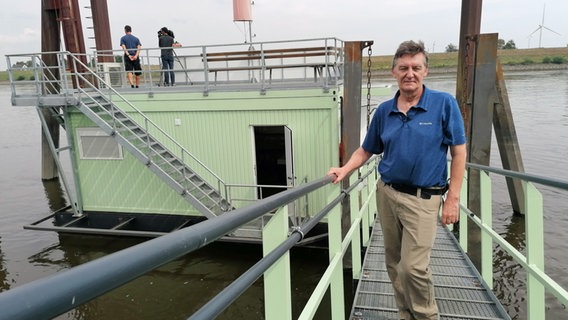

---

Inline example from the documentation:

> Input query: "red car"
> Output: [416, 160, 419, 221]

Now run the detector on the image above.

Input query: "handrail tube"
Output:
[467, 162, 568, 190]
[189, 169, 374, 319]
[190, 181, 348, 320]
[189, 228, 303, 320]
[460, 205, 568, 308]
[0, 176, 334, 320]
[298, 170, 375, 319]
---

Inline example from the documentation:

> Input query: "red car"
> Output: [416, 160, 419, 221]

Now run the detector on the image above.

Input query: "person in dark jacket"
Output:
[158, 27, 175, 86]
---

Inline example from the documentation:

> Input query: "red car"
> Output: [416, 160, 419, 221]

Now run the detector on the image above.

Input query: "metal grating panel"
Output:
[350, 220, 511, 320]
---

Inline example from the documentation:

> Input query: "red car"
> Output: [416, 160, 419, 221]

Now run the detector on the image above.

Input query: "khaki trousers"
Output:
[376, 181, 442, 320]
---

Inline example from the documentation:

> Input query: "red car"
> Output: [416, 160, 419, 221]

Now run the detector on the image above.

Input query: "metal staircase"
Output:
[19, 53, 232, 219]
[75, 93, 231, 218]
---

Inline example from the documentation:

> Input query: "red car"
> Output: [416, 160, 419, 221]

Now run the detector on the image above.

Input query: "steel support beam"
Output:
[456, 0, 483, 269]
[494, 62, 526, 214]
[40, 0, 62, 180]
[90, 0, 114, 63]
[341, 41, 373, 269]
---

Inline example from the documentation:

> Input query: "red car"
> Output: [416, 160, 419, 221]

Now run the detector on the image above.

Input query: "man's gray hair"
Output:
[392, 40, 429, 69]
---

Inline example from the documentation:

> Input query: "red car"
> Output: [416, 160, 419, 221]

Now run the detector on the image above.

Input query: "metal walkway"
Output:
[350, 221, 510, 320]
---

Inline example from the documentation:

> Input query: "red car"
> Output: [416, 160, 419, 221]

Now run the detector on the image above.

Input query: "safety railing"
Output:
[42, 37, 341, 94]
[1, 157, 566, 319]
[7, 38, 344, 100]
[0, 156, 378, 320]
[459, 163, 568, 319]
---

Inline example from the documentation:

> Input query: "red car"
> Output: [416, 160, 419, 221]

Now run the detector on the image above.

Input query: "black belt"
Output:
[385, 182, 448, 199]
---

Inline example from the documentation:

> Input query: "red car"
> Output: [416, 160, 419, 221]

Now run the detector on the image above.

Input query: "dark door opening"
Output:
[253, 126, 294, 199]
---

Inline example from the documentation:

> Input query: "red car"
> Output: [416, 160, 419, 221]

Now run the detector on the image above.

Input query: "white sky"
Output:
[1, 0, 567, 70]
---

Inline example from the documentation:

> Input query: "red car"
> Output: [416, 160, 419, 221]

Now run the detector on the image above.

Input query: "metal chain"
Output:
[366, 44, 372, 129]
[462, 36, 473, 106]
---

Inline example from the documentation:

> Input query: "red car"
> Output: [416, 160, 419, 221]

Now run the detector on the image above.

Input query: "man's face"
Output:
[391, 53, 428, 94]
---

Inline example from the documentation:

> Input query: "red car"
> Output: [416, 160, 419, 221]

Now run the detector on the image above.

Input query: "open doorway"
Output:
[252, 125, 294, 199]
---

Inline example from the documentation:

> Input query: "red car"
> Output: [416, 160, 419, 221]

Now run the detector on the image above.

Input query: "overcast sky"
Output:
[1, 0, 567, 69]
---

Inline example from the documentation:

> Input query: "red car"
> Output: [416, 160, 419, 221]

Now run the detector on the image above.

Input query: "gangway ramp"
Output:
[350, 221, 510, 320]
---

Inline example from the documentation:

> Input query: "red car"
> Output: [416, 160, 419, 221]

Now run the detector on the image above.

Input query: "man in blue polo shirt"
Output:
[328, 40, 466, 320]
[120, 25, 142, 88]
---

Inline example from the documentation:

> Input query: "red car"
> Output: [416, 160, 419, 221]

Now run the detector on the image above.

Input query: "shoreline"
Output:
[370, 62, 568, 78]
[2, 63, 566, 86]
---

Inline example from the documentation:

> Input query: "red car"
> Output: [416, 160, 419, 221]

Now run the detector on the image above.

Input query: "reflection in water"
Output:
[42, 178, 68, 211]
[0, 240, 9, 292]
[493, 213, 526, 320]
[27, 234, 330, 319]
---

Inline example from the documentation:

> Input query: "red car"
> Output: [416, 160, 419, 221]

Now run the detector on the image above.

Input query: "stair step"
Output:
[165, 166, 185, 176]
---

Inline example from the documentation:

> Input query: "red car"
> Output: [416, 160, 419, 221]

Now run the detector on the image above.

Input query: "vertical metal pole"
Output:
[456, 0, 482, 140]
[41, 0, 61, 180]
[263, 206, 292, 320]
[341, 41, 372, 270]
[469, 34, 498, 163]
[455, 0, 483, 269]
[341, 41, 369, 165]
[59, 0, 87, 57]
[524, 182, 545, 319]
[90, 0, 114, 63]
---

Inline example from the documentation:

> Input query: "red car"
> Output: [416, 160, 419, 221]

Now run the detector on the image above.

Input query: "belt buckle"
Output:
[419, 190, 432, 200]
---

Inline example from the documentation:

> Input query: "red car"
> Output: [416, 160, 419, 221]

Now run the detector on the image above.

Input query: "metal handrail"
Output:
[189, 165, 375, 319]
[467, 162, 568, 190]
[2, 154, 566, 319]
[462, 162, 568, 319]
[95, 37, 344, 92]
[0, 175, 334, 320]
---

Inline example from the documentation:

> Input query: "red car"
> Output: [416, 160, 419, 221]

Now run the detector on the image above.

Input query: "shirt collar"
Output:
[390, 85, 429, 114]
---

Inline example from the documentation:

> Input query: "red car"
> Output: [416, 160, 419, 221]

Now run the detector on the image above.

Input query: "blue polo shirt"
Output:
[362, 85, 466, 187]
[120, 34, 141, 56]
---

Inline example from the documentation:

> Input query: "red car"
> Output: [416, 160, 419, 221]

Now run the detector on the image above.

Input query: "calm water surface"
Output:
[1, 70, 568, 319]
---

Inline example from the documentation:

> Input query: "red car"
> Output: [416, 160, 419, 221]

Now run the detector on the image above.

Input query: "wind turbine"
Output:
[528, 4, 561, 48]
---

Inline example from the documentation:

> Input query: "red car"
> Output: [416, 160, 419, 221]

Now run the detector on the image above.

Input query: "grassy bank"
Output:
[2, 47, 567, 81]
[370, 47, 568, 70]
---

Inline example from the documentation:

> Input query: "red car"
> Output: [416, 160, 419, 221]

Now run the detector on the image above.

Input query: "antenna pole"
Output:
[248, 20, 253, 44]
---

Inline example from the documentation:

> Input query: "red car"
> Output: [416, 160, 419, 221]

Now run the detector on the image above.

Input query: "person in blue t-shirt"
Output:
[328, 40, 466, 320]
[120, 25, 142, 88]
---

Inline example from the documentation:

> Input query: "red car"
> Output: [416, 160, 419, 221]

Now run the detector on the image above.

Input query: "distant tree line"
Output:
[445, 38, 517, 52]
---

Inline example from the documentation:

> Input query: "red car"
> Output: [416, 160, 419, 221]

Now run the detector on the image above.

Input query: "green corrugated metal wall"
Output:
[69, 88, 341, 217]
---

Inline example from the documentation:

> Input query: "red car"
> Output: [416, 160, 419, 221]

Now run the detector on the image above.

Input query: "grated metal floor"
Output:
[350, 221, 510, 320]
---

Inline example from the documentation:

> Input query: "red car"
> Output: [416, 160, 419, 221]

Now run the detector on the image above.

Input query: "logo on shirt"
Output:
[419, 122, 433, 126]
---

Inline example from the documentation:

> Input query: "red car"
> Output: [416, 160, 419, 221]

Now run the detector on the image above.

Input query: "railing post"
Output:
[480, 171, 493, 287]
[362, 164, 377, 247]
[328, 190, 346, 320]
[349, 173, 362, 280]
[525, 181, 545, 320]
[262, 206, 292, 320]
[459, 174, 469, 251]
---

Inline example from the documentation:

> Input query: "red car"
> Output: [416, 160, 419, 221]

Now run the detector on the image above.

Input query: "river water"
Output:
[1, 70, 567, 319]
